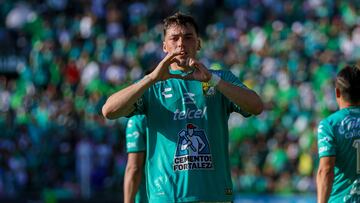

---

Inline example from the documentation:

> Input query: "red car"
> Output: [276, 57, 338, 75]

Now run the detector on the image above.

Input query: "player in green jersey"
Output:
[124, 115, 148, 203]
[103, 12, 263, 202]
[317, 65, 360, 203]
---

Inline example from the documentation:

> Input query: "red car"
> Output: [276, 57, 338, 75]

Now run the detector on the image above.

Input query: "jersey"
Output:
[126, 115, 148, 203]
[317, 106, 360, 202]
[133, 70, 251, 202]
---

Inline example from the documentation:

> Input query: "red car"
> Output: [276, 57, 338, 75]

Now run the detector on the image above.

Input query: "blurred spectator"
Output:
[76, 137, 93, 198]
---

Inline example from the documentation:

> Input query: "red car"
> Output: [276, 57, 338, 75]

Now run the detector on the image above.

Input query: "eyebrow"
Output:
[169, 33, 195, 37]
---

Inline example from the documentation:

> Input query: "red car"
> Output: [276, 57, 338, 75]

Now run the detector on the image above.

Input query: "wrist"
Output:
[208, 73, 221, 87]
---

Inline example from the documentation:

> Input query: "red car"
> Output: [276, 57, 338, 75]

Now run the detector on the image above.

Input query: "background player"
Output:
[124, 115, 148, 203]
[317, 65, 360, 203]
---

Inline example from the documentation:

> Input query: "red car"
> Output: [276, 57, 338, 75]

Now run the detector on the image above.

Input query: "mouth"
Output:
[174, 48, 187, 55]
[179, 50, 187, 55]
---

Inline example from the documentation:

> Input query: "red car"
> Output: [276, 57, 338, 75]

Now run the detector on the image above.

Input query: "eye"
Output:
[170, 37, 178, 41]
[185, 35, 195, 40]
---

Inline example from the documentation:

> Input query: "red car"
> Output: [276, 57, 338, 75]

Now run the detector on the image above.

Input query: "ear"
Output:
[163, 41, 168, 53]
[197, 39, 201, 50]
[335, 87, 341, 98]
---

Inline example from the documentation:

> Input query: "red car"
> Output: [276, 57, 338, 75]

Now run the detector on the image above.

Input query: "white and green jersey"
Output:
[126, 115, 148, 203]
[132, 70, 250, 202]
[317, 106, 360, 203]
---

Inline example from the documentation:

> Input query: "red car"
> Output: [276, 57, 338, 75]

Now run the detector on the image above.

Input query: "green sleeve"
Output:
[217, 70, 251, 117]
[126, 115, 147, 153]
[317, 119, 336, 158]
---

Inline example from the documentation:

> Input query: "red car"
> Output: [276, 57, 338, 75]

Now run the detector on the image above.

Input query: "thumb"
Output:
[188, 58, 197, 67]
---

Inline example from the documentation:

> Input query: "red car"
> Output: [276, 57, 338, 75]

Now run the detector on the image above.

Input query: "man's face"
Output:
[163, 23, 199, 67]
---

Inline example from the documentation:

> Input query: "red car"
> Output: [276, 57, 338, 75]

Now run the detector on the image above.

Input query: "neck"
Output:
[339, 100, 360, 109]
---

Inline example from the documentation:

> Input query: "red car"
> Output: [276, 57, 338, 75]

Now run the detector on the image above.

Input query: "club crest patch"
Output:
[202, 82, 216, 96]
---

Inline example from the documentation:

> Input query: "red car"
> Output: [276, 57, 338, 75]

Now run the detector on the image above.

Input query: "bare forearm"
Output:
[216, 80, 263, 115]
[124, 169, 143, 203]
[102, 75, 155, 119]
[317, 169, 334, 203]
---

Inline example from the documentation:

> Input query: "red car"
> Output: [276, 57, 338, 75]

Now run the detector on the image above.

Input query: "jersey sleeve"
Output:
[217, 70, 251, 117]
[126, 115, 147, 153]
[317, 119, 336, 158]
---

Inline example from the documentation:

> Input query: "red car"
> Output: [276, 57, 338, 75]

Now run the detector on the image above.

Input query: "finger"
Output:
[160, 51, 183, 67]
[168, 49, 184, 59]
[188, 58, 197, 67]
[192, 62, 210, 78]
[192, 60, 207, 71]
[188, 59, 208, 73]
[162, 51, 181, 63]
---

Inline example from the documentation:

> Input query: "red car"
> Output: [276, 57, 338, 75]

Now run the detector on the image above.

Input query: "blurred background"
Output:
[1, 0, 360, 202]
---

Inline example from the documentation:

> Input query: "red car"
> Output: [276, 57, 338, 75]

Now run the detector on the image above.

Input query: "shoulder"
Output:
[209, 70, 239, 81]
[210, 70, 247, 88]
[322, 109, 348, 127]
[318, 110, 347, 136]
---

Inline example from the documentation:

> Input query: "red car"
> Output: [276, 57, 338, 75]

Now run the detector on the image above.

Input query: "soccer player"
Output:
[124, 115, 148, 203]
[317, 65, 360, 203]
[102, 12, 263, 202]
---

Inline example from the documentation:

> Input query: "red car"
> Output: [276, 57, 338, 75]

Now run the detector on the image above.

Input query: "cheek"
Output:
[187, 39, 198, 50]
[165, 42, 177, 50]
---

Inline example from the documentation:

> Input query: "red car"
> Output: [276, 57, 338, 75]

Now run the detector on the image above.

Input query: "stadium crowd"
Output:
[0, 0, 359, 200]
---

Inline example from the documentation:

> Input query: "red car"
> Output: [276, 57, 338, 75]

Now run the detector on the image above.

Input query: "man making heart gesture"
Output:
[102, 12, 263, 203]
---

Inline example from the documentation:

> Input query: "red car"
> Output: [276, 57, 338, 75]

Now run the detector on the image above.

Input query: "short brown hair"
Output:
[336, 65, 360, 103]
[163, 12, 199, 37]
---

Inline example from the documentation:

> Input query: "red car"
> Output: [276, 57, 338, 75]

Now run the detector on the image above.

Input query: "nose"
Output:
[177, 37, 185, 48]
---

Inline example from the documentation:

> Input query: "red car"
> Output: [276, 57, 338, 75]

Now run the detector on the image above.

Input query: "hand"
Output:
[186, 140, 192, 146]
[148, 49, 184, 82]
[183, 58, 212, 82]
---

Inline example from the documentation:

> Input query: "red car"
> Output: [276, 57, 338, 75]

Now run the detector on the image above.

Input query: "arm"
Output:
[185, 58, 263, 115]
[102, 76, 155, 119]
[102, 51, 184, 119]
[216, 79, 263, 115]
[317, 156, 335, 203]
[124, 152, 146, 203]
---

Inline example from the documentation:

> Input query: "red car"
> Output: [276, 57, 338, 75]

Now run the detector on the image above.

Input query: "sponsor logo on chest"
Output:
[173, 107, 207, 120]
